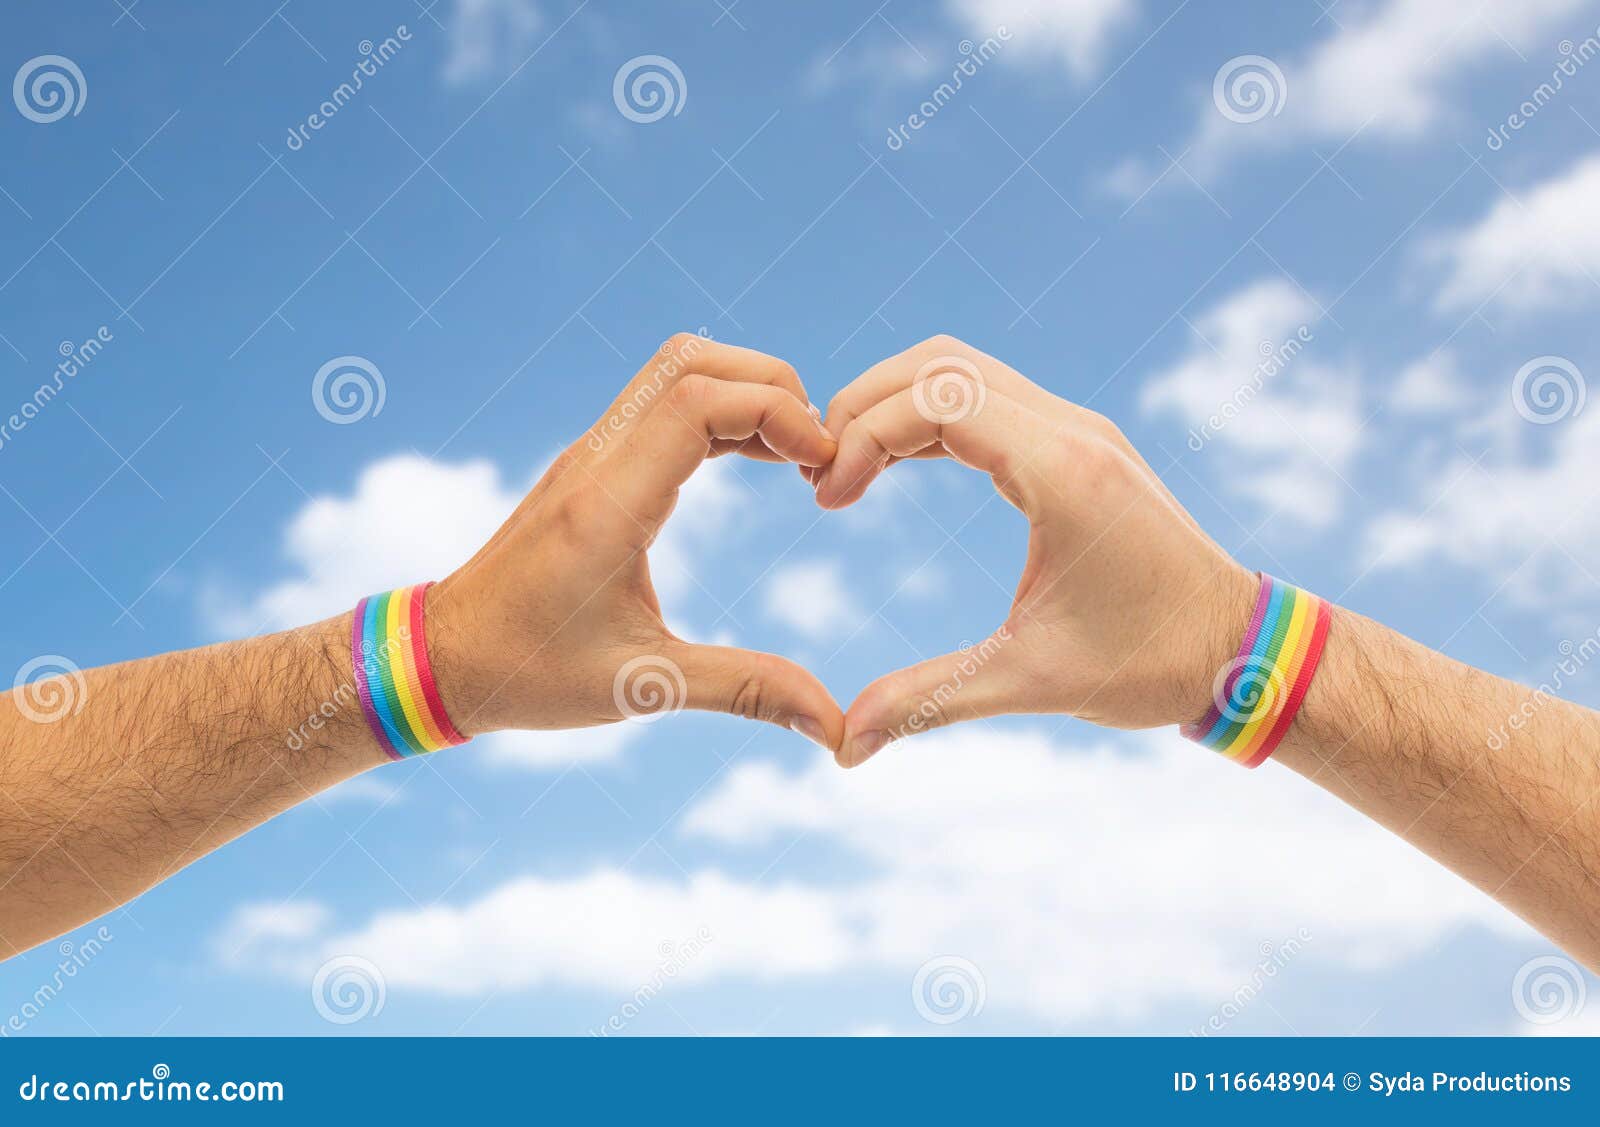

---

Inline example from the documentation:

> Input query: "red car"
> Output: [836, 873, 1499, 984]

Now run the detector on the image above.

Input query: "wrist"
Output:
[1179, 561, 1261, 727]
[349, 582, 476, 757]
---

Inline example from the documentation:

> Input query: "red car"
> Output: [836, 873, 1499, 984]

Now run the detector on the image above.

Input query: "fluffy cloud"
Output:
[224, 726, 1526, 1027]
[1430, 154, 1600, 314]
[949, 0, 1140, 78]
[1139, 278, 1364, 528]
[1389, 350, 1474, 414]
[1132, 0, 1588, 185]
[442, 0, 541, 86]
[1363, 406, 1600, 604]
[762, 558, 865, 641]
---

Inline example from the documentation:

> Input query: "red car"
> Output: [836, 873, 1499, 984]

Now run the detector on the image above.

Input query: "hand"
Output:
[427, 335, 844, 751]
[813, 335, 1257, 766]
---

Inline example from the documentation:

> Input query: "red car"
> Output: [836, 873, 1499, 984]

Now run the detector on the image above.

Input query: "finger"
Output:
[824, 335, 1045, 439]
[840, 630, 1022, 767]
[599, 336, 814, 437]
[815, 384, 1048, 510]
[669, 641, 845, 751]
[602, 376, 835, 524]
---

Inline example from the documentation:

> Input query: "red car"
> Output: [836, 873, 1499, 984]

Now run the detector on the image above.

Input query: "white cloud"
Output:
[1389, 350, 1473, 414]
[442, 0, 541, 86]
[949, 0, 1140, 78]
[1141, 0, 1588, 184]
[1362, 407, 1600, 603]
[225, 870, 854, 996]
[227, 726, 1526, 1027]
[475, 724, 645, 771]
[1430, 154, 1600, 314]
[1140, 278, 1364, 528]
[762, 558, 865, 641]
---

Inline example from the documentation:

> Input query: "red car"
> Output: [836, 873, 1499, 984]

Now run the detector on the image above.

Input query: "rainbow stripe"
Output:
[1182, 573, 1331, 768]
[351, 582, 469, 760]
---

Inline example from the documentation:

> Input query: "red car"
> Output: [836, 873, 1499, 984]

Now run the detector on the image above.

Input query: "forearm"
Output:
[0, 612, 387, 958]
[1273, 605, 1600, 965]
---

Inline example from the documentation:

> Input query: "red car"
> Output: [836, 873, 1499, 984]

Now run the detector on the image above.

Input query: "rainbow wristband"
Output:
[351, 582, 469, 761]
[1181, 573, 1331, 769]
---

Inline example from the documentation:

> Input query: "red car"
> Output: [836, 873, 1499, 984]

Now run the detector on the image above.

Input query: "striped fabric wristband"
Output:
[1181, 573, 1332, 769]
[351, 582, 469, 761]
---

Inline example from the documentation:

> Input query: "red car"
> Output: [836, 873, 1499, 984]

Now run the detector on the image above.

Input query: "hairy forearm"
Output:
[0, 613, 386, 958]
[1274, 606, 1600, 966]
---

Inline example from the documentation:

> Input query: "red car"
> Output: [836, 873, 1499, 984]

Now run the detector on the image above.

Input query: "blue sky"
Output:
[3, 0, 1600, 1035]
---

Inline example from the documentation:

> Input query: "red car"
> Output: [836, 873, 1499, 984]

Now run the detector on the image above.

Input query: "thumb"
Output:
[841, 629, 1021, 767]
[660, 642, 844, 752]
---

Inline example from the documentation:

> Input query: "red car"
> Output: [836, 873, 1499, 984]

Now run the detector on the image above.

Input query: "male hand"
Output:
[428, 335, 844, 751]
[813, 335, 1256, 766]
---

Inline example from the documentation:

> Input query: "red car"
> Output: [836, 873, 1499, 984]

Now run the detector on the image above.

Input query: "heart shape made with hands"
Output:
[437, 332, 1252, 774]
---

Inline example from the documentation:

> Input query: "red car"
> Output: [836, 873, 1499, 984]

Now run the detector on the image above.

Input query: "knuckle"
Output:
[666, 372, 712, 409]
[918, 333, 966, 355]
[727, 673, 766, 721]
[663, 331, 699, 356]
